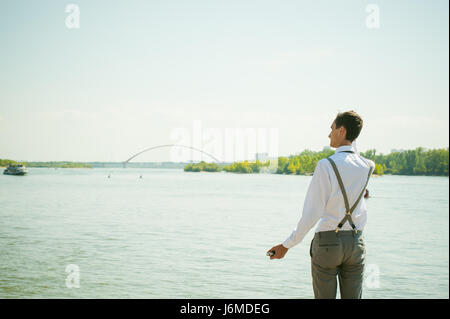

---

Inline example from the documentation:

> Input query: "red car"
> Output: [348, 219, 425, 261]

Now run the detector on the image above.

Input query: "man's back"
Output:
[315, 145, 375, 233]
[281, 144, 375, 249]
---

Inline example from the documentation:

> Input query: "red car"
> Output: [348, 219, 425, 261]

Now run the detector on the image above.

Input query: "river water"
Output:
[0, 168, 448, 298]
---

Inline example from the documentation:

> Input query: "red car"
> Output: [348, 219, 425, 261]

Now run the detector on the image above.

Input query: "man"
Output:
[267, 110, 375, 299]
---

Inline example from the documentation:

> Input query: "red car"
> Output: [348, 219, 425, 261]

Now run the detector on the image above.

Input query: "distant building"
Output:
[255, 152, 269, 162]
[391, 149, 406, 153]
[392, 147, 428, 153]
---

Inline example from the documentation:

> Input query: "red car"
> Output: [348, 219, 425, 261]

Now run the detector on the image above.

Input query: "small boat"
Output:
[3, 164, 28, 175]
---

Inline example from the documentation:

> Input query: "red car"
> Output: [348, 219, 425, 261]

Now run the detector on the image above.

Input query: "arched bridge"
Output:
[122, 144, 222, 167]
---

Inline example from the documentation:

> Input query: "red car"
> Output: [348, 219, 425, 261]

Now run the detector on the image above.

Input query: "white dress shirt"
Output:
[282, 145, 376, 249]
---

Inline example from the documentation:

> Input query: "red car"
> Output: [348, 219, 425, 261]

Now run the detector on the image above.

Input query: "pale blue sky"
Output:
[0, 0, 448, 162]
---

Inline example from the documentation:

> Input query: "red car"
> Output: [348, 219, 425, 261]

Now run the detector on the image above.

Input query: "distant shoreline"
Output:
[2, 166, 448, 178]
[1, 145, 448, 176]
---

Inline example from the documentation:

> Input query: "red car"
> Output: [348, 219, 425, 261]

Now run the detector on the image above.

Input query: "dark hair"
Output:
[334, 110, 363, 142]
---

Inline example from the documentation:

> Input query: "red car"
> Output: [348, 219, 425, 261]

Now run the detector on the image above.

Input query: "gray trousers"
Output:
[310, 230, 366, 299]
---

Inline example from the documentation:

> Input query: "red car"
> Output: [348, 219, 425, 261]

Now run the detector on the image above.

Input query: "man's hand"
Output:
[266, 244, 289, 260]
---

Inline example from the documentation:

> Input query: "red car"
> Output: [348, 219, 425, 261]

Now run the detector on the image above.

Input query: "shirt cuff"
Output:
[282, 239, 293, 249]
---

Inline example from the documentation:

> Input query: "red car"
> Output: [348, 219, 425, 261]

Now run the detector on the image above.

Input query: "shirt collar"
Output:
[335, 145, 355, 153]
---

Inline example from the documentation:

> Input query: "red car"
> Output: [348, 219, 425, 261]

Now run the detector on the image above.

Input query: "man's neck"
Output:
[337, 141, 352, 147]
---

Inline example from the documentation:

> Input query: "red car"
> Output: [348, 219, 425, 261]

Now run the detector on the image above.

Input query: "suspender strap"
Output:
[327, 157, 373, 233]
[327, 158, 350, 213]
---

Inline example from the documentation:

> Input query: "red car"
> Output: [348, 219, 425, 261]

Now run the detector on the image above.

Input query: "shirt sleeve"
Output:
[282, 159, 331, 249]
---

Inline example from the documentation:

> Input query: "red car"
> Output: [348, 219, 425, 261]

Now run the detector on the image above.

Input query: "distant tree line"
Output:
[26, 162, 93, 168]
[184, 160, 271, 173]
[276, 147, 448, 176]
[276, 149, 335, 175]
[0, 159, 18, 167]
[183, 147, 448, 176]
[360, 147, 448, 176]
[223, 160, 270, 173]
[0, 159, 92, 168]
[184, 161, 222, 172]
